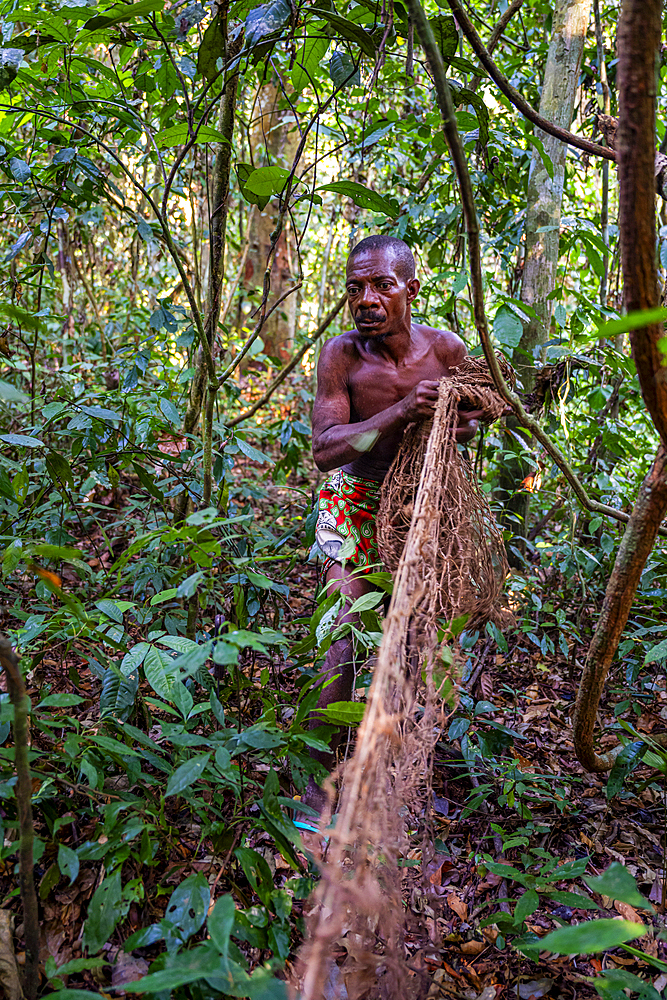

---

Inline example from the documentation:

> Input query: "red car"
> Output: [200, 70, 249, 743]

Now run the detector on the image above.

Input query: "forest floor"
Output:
[2, 456, 667, 1000]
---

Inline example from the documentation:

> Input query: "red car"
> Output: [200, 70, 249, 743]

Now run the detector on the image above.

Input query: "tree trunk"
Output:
[499, 0, 591, 541]
[242, 82, 299, 361]
[574, 0, 667, 772]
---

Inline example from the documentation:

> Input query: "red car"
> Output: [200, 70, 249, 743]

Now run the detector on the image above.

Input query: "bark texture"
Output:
[518, 0, 591, 389]
[0, 638, 38, 1000]
[573, 446, 667, 770]
[618, 0, 667, 446]
[574, 0, 667, 772]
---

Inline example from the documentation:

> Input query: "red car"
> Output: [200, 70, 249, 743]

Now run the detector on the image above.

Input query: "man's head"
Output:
[346, 235, 419, 338]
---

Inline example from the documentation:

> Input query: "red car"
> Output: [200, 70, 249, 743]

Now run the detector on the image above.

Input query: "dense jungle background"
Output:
[2, 0, 667, 996]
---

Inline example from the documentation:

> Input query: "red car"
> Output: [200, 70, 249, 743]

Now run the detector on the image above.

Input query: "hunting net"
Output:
[297, 356, 513, 1000]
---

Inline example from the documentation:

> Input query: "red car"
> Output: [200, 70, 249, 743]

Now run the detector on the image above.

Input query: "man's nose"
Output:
[357, 284, 380, 308]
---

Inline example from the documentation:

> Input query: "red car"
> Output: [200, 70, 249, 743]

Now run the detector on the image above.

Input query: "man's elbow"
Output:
[312, 441, 334, 473]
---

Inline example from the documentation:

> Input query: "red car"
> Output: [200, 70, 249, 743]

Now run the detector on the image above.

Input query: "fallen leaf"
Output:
[112, 953, 149, 992]
[614, 900, 643, 923]
[447, 892, 468, 921]
[460, 940, 485, 955]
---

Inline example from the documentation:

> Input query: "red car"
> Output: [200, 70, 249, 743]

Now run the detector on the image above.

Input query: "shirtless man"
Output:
[306, 234, 483, 791]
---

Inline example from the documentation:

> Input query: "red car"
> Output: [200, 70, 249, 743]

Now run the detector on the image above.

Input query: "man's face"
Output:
[345, 249, 419, 337]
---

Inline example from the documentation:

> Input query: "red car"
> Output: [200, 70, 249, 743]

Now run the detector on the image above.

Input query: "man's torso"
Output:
[338, 323, 463, 480]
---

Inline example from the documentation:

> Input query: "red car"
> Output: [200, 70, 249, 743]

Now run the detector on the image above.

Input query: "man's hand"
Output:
[455, 407, 485, 444]
[399, 380, 441, 422]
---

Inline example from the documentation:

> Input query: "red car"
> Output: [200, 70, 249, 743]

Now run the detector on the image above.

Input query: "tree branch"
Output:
[445, 0, 616, 162]
[405, 0, 667, 537]
[226, 292, 346, 428]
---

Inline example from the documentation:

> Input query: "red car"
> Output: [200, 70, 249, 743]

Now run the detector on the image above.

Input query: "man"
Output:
[305, 234, 482, 800]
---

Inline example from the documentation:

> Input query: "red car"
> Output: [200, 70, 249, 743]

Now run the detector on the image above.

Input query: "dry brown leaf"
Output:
[614, 901, 643, 923]
[479, 673, 493, 701]
[460, 940, 485, 955]
[446, 892, 468, 921]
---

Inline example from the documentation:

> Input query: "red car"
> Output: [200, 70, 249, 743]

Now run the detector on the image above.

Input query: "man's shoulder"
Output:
[416, 323, 467, 364]
[319, 329, 361, 360]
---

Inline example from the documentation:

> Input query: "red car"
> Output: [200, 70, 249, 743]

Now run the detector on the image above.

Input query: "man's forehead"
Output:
[346, 248, 399, 276]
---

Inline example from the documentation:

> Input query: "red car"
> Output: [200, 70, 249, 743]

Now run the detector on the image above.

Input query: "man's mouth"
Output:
[357, 315, 384, 326]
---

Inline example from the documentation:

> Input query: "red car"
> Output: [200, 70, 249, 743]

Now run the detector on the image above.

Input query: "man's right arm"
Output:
[311, 339, 441, 473]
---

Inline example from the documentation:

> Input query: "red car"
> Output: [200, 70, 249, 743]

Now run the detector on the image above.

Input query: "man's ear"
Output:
[406, 277, 420, 303]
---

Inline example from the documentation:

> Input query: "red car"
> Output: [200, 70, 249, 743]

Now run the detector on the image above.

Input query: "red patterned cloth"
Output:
[315, 470, 383, 578]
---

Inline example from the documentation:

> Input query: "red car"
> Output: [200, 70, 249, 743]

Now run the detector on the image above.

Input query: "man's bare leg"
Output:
[301, 562, 375, 812]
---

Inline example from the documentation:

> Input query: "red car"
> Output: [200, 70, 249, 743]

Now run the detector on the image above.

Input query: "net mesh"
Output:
[296, 356, 513, 1000]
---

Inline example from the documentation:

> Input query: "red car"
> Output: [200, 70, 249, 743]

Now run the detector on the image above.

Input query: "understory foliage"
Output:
[1, 0, 667, 996]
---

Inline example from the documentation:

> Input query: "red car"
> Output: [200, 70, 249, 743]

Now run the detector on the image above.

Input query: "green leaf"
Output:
[197, 13, 226, 81]
[208, 895, 236, 958]
[100, 667, 138, 723]
[493, 306, 524, 349]
[0, 378, 28, 404]
[159, 397, 180, 425]
[82, 871, 130, 955]
[155, 123, 232, 148]
[165, 753, 211, 797]
[311, 8, 376, 58]
[243, 165, 290, 198]
[319, 180, 397, 217]
[315, 700, 365, 725]
[162, 873, 210, 953]
[329, 48, 360, 88]
[46, 452, 74, 490]
[57, 843, 79, 885]
[144, 645, 177, 701]
[38, 693, 84, 708]
[539, 918, 646, 955]
[292, 33, 328, 91]
[584, 863, 653, 910]
[245, 0, 291, 47]
[236, 162, 271, 210]
[9, 157, 31, 183]
[546, 890, 599, 910]
[514, 888, 539, 925]
[235, 436, 275, 464]
[0, 433, 43, 448]
[96, 598, 125, 624]
[124, 943, 223, 992]
[645, 637, 667, 665]
[0, 48, 23, 91]
[82, 0, 164, 31]
[607, 741, 646, 800]
[596, 307, 667, 339]
[429, 13, 458, 63]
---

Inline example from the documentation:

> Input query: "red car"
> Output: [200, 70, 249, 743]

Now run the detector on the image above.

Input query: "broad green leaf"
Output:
[245, 0, 291, 47]
[144, 645, 177, 701]
[123, 943, 224, 992]
[319, 180, 397, 218]
[82, 871, 130, 955]
[493, 306, 524, 349]
[207, 895, 236, 958]
[347, 590, 384, 614]
[329, 48, 360, 88]
[429, 13, 458, 63]
[197, 13, 225, 80]
[645, 637, 667, 665]
[584, 863, 653, 910]
[82, 0, 164, 31]
[96, 598, 125, 623]
[9, 157, 31, 183]
[546, 890, 599, 910]
[46, 452, 74, 489]
[0, 378, 27, 403]
[1, 433, 43, 447]
[155, 123, 232, 148]
[315, 700, 365, 725]
[235, 436, 275, 464]
[597, 307, 667, 339]
[162, 873, 210, 952]
[100, 668, 138, 723]
[159, 397, 180, 425]
[165, 753, 211, 797]
[539, 918, 646, 955]
[311, 8, 376, 58]
[120, 643, 151, 676]
[514, 888, 539, 925]
[607, 741, 646, 800]
[57, 843, 79, 885]
[236, 162, 270, 210]
[37, 693, 83, 708]
[243, 166, 290, 198]
[292, 33, 328, 91]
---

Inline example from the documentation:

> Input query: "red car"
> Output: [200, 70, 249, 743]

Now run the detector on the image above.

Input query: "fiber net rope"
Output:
[297, 357, 512, 1000]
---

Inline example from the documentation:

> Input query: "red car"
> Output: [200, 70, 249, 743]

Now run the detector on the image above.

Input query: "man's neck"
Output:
[358, 320, 417, 365]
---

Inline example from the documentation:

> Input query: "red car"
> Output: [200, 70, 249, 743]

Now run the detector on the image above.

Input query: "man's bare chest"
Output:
[347, 353, 450, 421]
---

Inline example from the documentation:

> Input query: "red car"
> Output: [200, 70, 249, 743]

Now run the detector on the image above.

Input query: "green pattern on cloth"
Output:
[316, 470, 383, 575]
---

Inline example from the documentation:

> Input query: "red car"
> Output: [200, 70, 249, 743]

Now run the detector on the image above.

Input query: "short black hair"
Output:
[347, 234, 416, 282]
